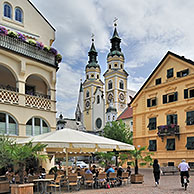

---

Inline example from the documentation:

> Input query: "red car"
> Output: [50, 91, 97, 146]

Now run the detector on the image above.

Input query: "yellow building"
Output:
[131, 51, 194, 167]
[104, 25, 128, 119]
[0, 0, 59, 140]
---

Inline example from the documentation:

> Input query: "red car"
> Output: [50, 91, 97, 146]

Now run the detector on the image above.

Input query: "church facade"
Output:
[75, 26, 134, 132]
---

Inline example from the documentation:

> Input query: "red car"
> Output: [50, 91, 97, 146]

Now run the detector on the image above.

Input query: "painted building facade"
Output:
[131, 51, 194, 167]
[0, 0, 59, 140]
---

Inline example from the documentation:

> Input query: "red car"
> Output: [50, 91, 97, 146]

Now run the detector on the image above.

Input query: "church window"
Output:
[97, 95, 100, 104]
[96, 118, 102, 129]
[0, 112, 18, 135]
[15, 7, 23, 23]
[97, 74, 99, 79]
[86, 90, 89, 98]
[87, 75, 89, 79]
[91, 74, 94, 78]
[109, 64, 111, 69]
[108, 80, 113, 90]
[114, 63, 117, 67]
[119, 80, 124, 89]
[26, 117, 50, 136]
[120, 64, 123, 69]
[4, 3, 12, 19]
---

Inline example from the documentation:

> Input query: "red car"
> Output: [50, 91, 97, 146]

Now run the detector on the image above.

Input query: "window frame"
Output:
[0, 112, 18, 135]
[26, 117, 50, 136]
[163, 92, 178, 104]
[15, 7, 23, 23]
[167, 68, 174, 78]
[186, 111, 194, 125]
[148, 140, 157, 151]
[177, 69, 189, 78]
[155, 78, 161, 85]
[167, 114, 177, 125]
[119, 80, 124, 90]
[184, 88, 194, 99]
[147, 97, 157, 107]
[147, 117, 157, 130]
[86, 90, 90, 98]
[166, 138, 175, 151]
[4, 3, 12, 19]
[186, 137, 194, 150]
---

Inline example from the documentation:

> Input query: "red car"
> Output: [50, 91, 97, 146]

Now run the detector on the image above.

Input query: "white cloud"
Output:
[31, 0, 194, 117]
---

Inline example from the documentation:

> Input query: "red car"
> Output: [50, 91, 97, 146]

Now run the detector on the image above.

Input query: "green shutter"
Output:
[177, 71, 181, 77]
[174, 92, 178, 101]
[184, 89, 188, 99]
[163, 95, 167, 104]
[174, 114, 177, 124]
[147, 99, 151, 107]
[167, 115, 170, 125]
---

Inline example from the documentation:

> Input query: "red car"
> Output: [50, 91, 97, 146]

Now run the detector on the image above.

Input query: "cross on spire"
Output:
[91, 33, 95, 42]
[113, 17, 118, 27]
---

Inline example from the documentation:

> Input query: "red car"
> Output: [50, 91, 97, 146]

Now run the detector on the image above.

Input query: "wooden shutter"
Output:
[177, 71, 181, 77]
[147, 99, 151, 107]
[163, 95, 167, 104]
[184, 89, 188, 99]
[174, 92, 178, 101]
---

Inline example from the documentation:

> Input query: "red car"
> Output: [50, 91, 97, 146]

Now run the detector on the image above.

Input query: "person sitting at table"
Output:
[126, 165, 131, 176]
[117, 166, 124, 186]
[85, 168, 92, 174]
[106, 165, 115, 176]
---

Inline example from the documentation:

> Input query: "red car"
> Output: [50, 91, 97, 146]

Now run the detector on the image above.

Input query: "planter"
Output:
[130, 174, 144, 184]
[11, 183, 34, 194]
[0, 181, 10, 193]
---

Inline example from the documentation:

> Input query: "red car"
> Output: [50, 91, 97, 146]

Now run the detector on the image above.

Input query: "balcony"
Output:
[157, 124, 180, 141]
[0, 35, 57, 67]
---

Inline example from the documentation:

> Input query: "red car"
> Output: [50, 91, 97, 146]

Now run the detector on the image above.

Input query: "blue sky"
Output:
[31, 0, 194, 118]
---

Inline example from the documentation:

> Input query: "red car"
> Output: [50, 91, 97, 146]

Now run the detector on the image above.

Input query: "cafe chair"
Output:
[48, 177, 62, 193]
[109, 172, 117, 187]
[84, 173, 94, 189]
[96, 173, 107, 188]
[121, 172, 129, 185]
[67, 175, 80, 191]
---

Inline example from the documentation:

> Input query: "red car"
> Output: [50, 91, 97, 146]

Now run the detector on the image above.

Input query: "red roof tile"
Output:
[117, 106, 133, 120]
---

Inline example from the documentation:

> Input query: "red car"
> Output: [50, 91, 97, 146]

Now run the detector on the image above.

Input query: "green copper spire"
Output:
[86, 36, 100, 68]
[107, 19, 124, 59]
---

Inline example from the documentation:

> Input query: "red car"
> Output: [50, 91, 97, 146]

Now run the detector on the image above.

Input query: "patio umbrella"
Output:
[17, 128, 134, 174]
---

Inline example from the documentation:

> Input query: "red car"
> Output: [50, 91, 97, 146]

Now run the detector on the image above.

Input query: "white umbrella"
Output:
[18, 128, 134, 174]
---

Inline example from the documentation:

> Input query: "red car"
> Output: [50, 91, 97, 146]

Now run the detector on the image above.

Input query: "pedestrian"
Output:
[153, 159, 160, 186]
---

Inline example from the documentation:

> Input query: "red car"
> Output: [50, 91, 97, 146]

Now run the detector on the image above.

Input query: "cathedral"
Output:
[75, 24, 135, 132]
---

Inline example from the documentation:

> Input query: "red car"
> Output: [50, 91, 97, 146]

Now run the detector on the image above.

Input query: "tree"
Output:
[96, 152, 115, 167]
[103, 120, 133, 144]
[129, 146, 153, 174]
[0, 136, 47, 183]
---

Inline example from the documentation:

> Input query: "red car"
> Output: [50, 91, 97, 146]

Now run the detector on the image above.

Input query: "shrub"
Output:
[28, 39, 36, 46]
[8, 31, 18, 38]
[55, 54, 62, 63]
[43, 45, 50, 51]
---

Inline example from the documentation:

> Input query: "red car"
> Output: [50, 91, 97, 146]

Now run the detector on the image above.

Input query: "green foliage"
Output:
[119, 153, 129, 166]
[8, 31, 18, 38]
[28, 39, 36, 46]
[96, 152, 115, 167]
[0, 135, 47, 183]
[103, 120, 133, 145]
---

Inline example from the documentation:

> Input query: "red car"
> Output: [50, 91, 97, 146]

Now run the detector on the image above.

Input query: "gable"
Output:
[131, 51, 194, 106]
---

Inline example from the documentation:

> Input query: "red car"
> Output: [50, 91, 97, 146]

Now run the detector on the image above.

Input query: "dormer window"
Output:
[15, 7, 23, 23]
[167, 68, 174, 78]
[108, 80, 113, 90]
[4, 3, 12, 19]
[156, 78, 161, 85]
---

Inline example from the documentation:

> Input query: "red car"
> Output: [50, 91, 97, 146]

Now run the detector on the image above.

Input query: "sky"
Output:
[31, 0, 194, 118]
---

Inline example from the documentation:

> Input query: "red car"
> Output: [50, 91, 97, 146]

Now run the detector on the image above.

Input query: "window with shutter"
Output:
[186, 137, 194, 150]
[163, 95, 167, 104]
[166, 139, 175, 150]
[163, 92, 178, 104]
[184, 89, 188, 99]
[177, 69, 189, 77]
[147, 98, 157, 107]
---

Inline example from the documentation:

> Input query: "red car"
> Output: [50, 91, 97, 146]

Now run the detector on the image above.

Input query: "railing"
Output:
[0, 84, 18, 92]
[25, 94, 51, 110]
[0, 35, 57, 67]
[157, 124, 180, 141]
[25, 91, 51, 99]
[0, 88, 19, 104]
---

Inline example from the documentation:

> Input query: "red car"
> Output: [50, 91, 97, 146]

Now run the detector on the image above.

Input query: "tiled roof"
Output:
[117, 106, 133, 120]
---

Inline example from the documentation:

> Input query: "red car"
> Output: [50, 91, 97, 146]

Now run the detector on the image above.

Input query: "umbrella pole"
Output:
[66, 149, 68, 176]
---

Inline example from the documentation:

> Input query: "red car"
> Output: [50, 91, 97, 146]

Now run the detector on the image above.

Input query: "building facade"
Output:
[0, 0, 60, 140]
[131, 51, 194, 167]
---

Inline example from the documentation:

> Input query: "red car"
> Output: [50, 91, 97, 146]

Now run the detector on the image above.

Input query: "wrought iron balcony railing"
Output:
[0, 35, 57, 67]
[157, 124, 180, 140]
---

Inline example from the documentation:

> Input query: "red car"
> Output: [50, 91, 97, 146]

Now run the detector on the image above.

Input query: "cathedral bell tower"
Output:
[103, 22, 128, 119]
[82, 37, 105, 132]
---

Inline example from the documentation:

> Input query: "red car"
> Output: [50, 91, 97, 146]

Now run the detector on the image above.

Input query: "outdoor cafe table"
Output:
[33, 178, 53, 194]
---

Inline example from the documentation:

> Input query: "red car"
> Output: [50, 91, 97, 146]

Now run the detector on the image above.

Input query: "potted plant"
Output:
[0, 135, 47, 193]
[129, 146, 153, 184]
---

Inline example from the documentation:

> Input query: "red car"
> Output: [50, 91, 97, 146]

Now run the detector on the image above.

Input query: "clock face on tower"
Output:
[85, 100, 90, 109]
[107, 92, 114, 103]
[119, 92, 125, 102]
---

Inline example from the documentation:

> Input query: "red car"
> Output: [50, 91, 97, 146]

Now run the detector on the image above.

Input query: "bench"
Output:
[161, 166, 178, 175]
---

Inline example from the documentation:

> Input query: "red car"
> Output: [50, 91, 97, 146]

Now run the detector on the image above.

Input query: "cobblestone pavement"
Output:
[60, 169, 194, 194]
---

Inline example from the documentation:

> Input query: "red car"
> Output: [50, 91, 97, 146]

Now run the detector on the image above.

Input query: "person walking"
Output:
[153, 159, 160, 186]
